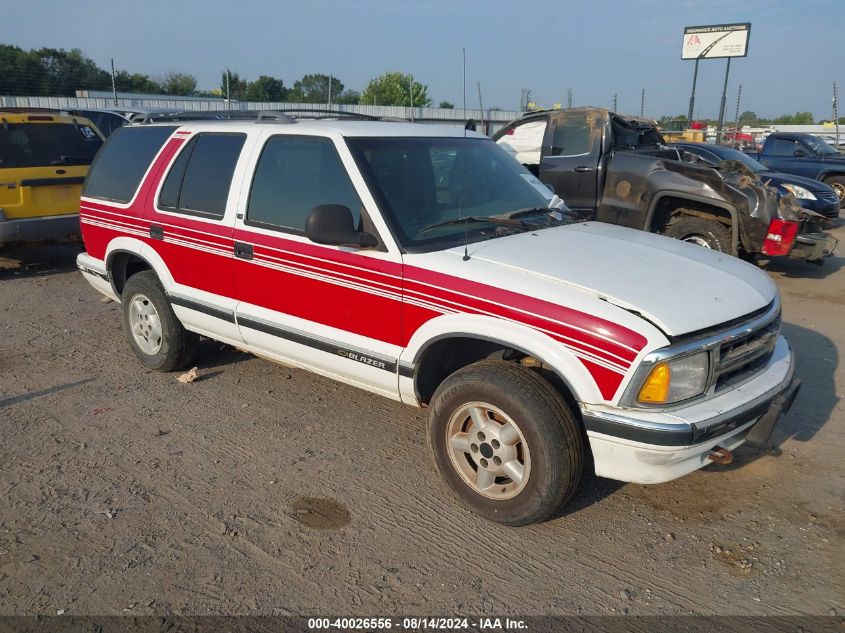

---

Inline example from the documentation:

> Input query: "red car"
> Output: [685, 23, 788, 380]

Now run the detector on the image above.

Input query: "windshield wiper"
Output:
[420, 215, 534, 234]
[501, 207, 564, 220]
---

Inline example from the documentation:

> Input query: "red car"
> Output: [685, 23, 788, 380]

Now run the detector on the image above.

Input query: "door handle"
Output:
[573, 166, 595, 172]
[150, 225, 164, 240]
[234, 241, 253, 260]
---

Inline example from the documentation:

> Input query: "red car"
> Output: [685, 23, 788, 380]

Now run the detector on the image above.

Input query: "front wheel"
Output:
[427, 360, 584, 526]
[823, 175, 845, 208]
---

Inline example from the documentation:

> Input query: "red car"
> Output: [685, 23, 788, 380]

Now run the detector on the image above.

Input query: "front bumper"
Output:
[789, 231, 838, 262]
[581, 335, 797, 484]
[0, 214, 80, 243]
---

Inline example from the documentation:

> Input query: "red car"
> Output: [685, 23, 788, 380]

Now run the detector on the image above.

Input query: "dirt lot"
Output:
[0, 226, 843, 617]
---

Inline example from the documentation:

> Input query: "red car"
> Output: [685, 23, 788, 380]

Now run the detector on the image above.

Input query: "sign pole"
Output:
[716, 57, 731, 144]
[687, 57, 699, 126]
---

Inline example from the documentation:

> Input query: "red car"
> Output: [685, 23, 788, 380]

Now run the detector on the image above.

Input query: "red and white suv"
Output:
[77, 114, 800, 525]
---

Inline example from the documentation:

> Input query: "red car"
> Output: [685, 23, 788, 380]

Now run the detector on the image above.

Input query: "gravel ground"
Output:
[0, 225, 843, 617]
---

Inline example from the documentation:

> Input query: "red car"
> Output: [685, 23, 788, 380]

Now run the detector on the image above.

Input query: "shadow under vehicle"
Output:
[493, 107, 836, 264]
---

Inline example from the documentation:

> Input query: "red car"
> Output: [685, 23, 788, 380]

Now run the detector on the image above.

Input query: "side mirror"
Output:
[305, 204, 378, 249]
[793, 149, 807, 158]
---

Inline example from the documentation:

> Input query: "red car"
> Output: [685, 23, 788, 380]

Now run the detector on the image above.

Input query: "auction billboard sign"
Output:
[681, 23, 751, 59]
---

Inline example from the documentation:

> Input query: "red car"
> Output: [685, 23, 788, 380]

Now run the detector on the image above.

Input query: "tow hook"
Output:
[708, 446, 733, 464]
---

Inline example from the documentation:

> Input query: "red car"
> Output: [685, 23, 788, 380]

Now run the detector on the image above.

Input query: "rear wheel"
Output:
[122, 271, 198, 371]
[663, 214, 732, 253]
[823, 175, 845, 208]
[427, 360, 583, 526]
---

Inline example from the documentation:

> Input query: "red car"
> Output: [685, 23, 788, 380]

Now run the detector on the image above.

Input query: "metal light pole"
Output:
[687, 58, 700, 126]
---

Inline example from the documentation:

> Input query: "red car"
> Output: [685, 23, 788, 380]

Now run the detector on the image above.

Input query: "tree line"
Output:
[656, 111, 844, 127]
[0, 44, 457, 107]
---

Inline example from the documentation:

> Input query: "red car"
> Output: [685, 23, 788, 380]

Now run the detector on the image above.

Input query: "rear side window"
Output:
[84, 126, 176, 203]
[158, 133, 246, 219]
[0, 122, 102, 169]
[551, 119, 591, 156]
[246, 136, 363, 234]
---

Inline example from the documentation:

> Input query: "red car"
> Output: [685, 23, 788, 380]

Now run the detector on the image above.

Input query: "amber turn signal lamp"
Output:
[638, 362, 671, 403]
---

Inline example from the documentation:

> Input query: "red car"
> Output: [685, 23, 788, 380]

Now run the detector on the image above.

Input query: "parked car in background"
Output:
[493, 108, 835, 263]
[747, 133, 845, 207]
[64, 108, 129, 137]
[76, 113, 800, 525]
[0, 109, 104, 244]
[674, 142, 840, 220]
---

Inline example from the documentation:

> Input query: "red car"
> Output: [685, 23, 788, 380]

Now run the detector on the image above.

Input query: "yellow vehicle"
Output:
[0, 110, 104, 243]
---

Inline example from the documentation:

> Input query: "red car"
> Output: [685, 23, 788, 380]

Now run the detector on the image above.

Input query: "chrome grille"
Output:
[713, 313, 781, 393]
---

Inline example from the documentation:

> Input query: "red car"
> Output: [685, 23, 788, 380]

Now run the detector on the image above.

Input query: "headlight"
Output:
[781, 183, 816, 201]
[638, 351, 709, 404]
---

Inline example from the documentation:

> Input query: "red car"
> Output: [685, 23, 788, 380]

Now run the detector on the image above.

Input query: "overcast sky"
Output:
[6, 0, 843, 119]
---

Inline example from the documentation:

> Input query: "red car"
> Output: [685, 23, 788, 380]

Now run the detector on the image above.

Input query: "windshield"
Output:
[347, 136, 559, 251]
[0, 122, 102, 168]
[802, 135, 838, 156]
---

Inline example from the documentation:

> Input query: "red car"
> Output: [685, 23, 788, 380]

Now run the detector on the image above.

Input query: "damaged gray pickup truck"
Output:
[493, 107, 836, 263]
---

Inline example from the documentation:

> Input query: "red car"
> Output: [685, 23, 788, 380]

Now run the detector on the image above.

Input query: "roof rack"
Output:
[135, 108, 404, 125]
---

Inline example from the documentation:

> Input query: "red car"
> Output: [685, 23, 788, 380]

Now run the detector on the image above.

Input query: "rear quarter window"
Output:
[83, 126, 177, 203]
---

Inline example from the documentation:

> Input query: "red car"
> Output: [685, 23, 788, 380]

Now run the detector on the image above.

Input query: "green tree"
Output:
[288, 73, 344, 103]
[360, 72, 431, 107]
[0, 45, 46, 95]
[438, 101, 454, 109]
[738, 110, 758, 126]
[245, 75, 287, 101]
[161, 71, 197, 95]
[334, 89, 360, 105]
[35, 47, 111, 95]
[221, 70, 248, 100]
[113, 70, 161, 94]
[771, 112, 814, 125]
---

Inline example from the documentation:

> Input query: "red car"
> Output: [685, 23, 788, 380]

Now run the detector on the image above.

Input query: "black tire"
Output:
[427, 360, 584, 526]
[121, 270, 198, 371]
[663, 214, 733, 253]
[822, 175, 845, 209]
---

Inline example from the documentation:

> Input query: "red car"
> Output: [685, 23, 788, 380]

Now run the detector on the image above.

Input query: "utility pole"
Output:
[834, 82, 840, 150]
[328, 74, 332, 108]
[110, 58, 118, 106]
[567, 88, 572, 109]
[612, 93, 617, 112]
[409, 74, 414, 121]
[640, 89, 645, 117]
[225, 69, 231, 110]
[477, 81, 483, 112]
[734, 84, 742, 145]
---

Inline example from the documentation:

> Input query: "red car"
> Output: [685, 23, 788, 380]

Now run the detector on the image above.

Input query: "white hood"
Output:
[448, 222, 777, 337]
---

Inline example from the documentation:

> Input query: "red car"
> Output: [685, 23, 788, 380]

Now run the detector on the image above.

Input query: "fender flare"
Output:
[817, 168, 845, 182]
[645, 191, 740, 255]
[105, 236, 175, 295]
[400, 313, 609, 405]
